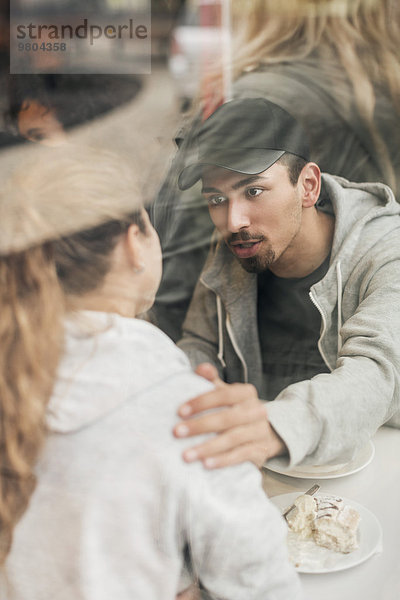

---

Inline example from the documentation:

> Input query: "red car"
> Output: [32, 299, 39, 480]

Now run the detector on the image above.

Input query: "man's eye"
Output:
[207, 195, 226, 206]
[247, 187, 263, 198]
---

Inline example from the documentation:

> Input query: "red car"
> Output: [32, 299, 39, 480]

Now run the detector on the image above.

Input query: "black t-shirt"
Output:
[257, 255, 331, 401]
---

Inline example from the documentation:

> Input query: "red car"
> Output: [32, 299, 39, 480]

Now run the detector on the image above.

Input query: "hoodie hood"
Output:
[47, 312, 189, 433]
[322, 174, 400, 270]
[310, 175, 400, 368]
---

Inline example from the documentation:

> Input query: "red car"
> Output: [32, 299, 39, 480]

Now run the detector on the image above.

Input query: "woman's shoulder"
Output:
[48, 311, 210, 435]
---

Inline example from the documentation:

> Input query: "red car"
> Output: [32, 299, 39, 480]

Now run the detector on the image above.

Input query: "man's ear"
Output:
[124, 223, 144, 271]
[299, 162, 321, 208]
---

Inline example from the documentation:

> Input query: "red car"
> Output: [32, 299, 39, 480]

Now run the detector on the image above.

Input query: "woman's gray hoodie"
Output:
[179, 175, 400, 468]
[1, 312, 301, 600]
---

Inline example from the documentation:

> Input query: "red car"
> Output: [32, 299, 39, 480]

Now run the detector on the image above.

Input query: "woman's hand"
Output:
[173, 363, 287, 469]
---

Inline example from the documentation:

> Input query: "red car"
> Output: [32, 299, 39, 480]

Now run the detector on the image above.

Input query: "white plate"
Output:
[271, 492, 383, 574]
[265, 441, 375, 479]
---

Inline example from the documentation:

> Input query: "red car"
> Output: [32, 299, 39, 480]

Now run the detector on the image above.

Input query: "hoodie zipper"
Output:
[309, 290, 333, 372]
[309, 260, 343, 372]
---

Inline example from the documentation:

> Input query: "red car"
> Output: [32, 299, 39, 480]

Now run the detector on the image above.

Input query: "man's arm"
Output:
[266, 260, 400, 467]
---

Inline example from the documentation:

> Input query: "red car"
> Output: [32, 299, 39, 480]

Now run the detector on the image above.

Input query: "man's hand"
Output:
[173, 363, 287, 469]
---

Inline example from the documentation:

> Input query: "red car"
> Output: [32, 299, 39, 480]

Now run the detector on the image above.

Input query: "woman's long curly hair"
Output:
[0, 245, 64, 562]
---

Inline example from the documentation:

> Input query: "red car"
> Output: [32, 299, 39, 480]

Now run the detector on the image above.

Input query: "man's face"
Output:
[201, 161, 304, 274]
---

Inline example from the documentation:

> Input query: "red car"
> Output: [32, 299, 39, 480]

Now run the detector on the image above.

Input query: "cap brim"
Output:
[178, 149, 285, 190]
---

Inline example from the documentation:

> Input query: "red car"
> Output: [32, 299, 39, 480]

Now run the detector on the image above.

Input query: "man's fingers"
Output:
[195, 362, 225, 388]
[178, 382, 258, 418]
[173, 378, 286, 468]
[175, 397, 265, 438]
[182, 421, 268, 463]
[202, 442, 267, 470]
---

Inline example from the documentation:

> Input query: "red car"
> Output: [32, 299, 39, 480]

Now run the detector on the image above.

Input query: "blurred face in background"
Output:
[17, 99, 66, 146]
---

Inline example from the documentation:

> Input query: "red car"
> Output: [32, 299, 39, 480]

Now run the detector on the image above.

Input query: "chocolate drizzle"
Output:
[314, 496, 344, 520]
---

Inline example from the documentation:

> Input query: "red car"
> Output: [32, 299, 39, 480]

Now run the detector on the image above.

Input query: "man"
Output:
[172, 98, 400, 470]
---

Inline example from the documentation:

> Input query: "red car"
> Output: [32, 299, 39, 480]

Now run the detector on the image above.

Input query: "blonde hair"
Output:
[0, 245, 63, 562]
[0, 149, 145, 564]
[202, 0, 400, 190]
[232, 0, 400, 108]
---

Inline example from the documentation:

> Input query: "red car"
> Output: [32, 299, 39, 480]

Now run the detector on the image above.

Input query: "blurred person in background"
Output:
[0, 149, 301, 600]
[5, 74, 142, 145]
[151, 0, 400, 342]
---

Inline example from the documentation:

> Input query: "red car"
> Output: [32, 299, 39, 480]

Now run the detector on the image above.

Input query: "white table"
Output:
[262, 426, 400, 600]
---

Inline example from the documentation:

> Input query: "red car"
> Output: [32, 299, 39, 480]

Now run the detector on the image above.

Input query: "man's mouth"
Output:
[229, 240, 263, 259]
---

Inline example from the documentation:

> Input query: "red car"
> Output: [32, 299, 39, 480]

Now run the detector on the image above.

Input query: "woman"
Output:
[0, 148, 301, 599]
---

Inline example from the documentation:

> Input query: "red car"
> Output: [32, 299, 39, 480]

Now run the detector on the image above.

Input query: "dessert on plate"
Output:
[286, 493, 360, 553]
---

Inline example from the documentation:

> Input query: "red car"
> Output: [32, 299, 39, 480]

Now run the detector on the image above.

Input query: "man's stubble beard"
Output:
[237, 246, 276, 274]
[225, 192, 303, 274]
[224, 230, 276, 274]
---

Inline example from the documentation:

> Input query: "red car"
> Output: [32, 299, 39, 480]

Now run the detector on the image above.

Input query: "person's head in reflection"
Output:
[7, 76, 68, 146]
[6, 74, 141, 146]
[16, 98, 66, 145]
[179, 97, 329, 279]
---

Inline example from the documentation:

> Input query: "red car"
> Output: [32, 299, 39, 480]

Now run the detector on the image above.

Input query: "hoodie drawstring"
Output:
[216, 296, 227, 369]
[336, 261, 343, 354]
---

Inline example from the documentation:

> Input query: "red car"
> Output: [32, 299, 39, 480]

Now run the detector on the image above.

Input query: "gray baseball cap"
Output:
[178, 97, 310, 190]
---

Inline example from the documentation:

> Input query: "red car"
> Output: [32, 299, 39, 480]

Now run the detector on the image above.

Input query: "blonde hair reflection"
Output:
[204, 0, 400, 191]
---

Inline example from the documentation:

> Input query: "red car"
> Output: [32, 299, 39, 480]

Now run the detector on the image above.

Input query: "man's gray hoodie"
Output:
[179, 174, 400, 468]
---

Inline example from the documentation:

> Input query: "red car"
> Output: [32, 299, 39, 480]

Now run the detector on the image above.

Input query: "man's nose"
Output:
[226, 200, 251, 232]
